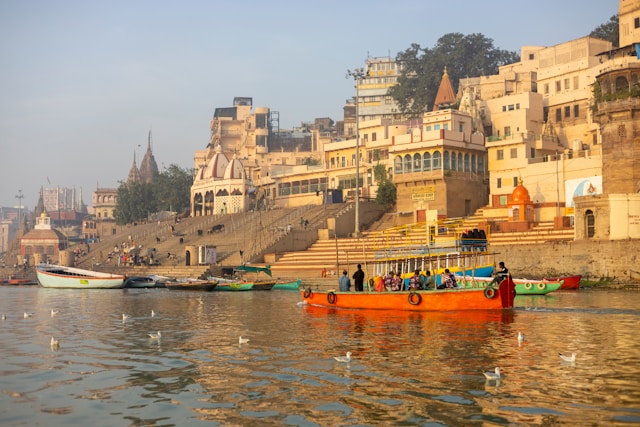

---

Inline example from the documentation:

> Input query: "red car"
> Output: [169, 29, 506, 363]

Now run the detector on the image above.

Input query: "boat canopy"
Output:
[234, 265, 272, 277]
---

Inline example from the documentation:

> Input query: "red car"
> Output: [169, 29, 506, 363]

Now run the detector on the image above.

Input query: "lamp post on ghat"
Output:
[346, 67, 366, 237]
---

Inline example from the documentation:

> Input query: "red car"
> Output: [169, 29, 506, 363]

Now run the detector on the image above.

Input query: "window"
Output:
[504, 126, 511, 136]
[530, 147, 535, 159]
[564, 78, 570, 90]
[574, 104, 580, 118]
[564, 106, 571, 118]
[497, 149, 504, 160]
[394, 156, 403, 174]
[458, 153, 463, 171]
[464, 154, 470, 172]
[459, 123, 464, 132]
[573, 76, 579, 89]
[619, 124, 627, 137]
[510, 148, 517, 158]
[635, 17, 640, 28]
[471, 154, 476, 173]
[555, 108, 562, 122]
[413, 153, 422, 172]
[585, 210, 595, 238]
[341, 156, 346, 168]
[508, 104, 515, 111]
[502, 105, 507, 112]
[372, 132, 377, 142]
[426, 125, 431, 131]
[544, 83, 549, 94]
[555, 80, 561, 92]
[451, 151, 457, 170]
[434, 124, 441, 130]
[432, 151, 441, 169]
[423, 152, 432, 171]
[404, 154, 412, 173]
[513, 177, 518, 187]
[528, 53, 534, 60]
[443, 151, 450, 170]
[444, 123, 448, 130]
[497, 178, 502, 189]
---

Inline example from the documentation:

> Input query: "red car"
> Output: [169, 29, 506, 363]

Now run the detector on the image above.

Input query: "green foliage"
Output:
[590, 15, 619, 47]
[113, 164, 194, 225]
[302, 157, 320, 166]
[388, 33, 520, 115]
[373, 163, 396, 210]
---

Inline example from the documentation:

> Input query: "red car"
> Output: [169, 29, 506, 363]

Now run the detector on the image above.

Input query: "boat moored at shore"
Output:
[36, 264, 126, 289]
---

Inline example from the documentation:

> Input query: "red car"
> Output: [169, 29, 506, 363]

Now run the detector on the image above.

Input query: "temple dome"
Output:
[512, 180, 531, 203]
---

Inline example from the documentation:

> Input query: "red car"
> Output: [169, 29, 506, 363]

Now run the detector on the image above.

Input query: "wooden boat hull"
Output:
[457, 275, 562, 295]
[124, 276, 158, 288]
[215, 282, 254, 291]
[36, 264, 125, 289]
[165, 280, 217, 291]
[300, 278, 515, 311]
[272, 279, 302, 290]
[545, 275, 581, 290]
[1, 278, 37, 286]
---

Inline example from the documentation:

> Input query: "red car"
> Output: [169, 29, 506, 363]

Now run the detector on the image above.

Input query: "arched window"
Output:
[585, 209, 595, 238]
[464, 153, 470, 172]
[433, 151, 441, 169]
[404, 154, 412, 173]
[443, 151, 450, 170]
[423, 152, 432, 171]
[394, 155, 403, 174]
[451, 151, 457, 171]
[478, 155, 484, 174]
[615, 75, 629, 94]
[413, 153, 422, 172]
[471, 154, 477, 173]
[458, 153, 463, 171]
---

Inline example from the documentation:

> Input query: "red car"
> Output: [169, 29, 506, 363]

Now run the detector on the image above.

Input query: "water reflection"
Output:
[0, 287, 639, 426]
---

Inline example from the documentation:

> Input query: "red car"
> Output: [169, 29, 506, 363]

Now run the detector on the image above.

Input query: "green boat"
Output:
[215, 281, 254, 291]
[514, 280, 562, 295]
[272, 278, 302, 291]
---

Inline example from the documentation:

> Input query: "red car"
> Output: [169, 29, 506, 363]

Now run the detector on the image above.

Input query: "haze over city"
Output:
[0, 0, 616, 210]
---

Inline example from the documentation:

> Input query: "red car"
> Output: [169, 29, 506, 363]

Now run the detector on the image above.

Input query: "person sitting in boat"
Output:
[489, 261, 509, 286]
[409, 270, 423, 290]
[339, 270, 351, 292]
[373, 275, 385, 292]
[441, 269, 458, 289]
[391, 272, 403, 291]
[383, 271, 394, 291]
[423, 270, 435, 289]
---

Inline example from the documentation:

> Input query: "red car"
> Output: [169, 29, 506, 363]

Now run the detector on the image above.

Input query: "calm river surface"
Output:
[1, 286, 639, 427]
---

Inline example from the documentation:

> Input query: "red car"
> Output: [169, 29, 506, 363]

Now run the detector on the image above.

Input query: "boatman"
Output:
[489, 261, 509, 286]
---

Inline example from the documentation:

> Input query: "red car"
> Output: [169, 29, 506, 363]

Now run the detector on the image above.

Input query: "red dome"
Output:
[511, 181, 531, 203]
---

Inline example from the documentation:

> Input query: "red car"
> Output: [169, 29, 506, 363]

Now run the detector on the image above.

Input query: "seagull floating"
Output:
[1, 314, 6, 320]
[334, 351, 352, 363]
[148, 331, 162, 340]
[483, 367, 501, 380]
[122, 313, 129, 322]
[517, 332, 525, 344]
[151, 310, 156, 317]
[51, 309, 59, 317]
[559, 352, 576, 363]
[239, 336, 250, 344]
[50, 336, 60, 349]
[23, 312, 33, 318]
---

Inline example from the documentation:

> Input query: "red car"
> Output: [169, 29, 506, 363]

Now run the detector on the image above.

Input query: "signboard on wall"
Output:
[411, 185, 435, 201]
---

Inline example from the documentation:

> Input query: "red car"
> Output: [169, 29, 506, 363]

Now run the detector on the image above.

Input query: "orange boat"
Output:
[300, 277, 515, 311]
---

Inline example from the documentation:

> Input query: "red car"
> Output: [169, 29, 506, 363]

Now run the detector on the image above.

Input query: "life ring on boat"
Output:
[303, 288, 312, 298]
[484, 287, 497, 299]
[327, 291, 337, 304]
[408, 291, 422, 305]
[537, 282, 546, 290]
[524, 282, 533, 290]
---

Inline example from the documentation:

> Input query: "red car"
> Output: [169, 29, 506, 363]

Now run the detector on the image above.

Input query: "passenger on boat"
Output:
[373, 275, 385, 292]
[424, 270, 435, 289]
[383, 271, 394, 291]
[441, 269, 458, 289]
[339, 270, 351, 292]
[409, 270, 423, 290]
[352, 264, 365, 292]
[489, 261, 509, 286]
[391, 272, 403, 291]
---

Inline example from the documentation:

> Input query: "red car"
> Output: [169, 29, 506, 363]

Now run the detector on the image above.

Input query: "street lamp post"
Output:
[346, 67, 366, 237]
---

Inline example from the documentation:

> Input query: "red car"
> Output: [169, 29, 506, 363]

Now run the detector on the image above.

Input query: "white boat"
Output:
[36, 264, 126, 289]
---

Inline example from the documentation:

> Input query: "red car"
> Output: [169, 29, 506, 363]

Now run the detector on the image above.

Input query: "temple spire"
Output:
[432, 66, 457, 111]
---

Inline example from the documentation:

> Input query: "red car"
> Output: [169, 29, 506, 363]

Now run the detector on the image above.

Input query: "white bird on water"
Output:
[23, 312, 33, 318]
[1, 314, 6, 320]
[122, 313, 129, 322]
[151, 310, 156, 317]
[559, 352, 576, 363]
[51, 309, 58, 317]
[517, 332, 525, 344]
[334, 352, 352, 363]
[50, 336, 59, 349]
[148, 331, 162, 340]
[483, 367, 501, 380]
[239, 336, 250, 344]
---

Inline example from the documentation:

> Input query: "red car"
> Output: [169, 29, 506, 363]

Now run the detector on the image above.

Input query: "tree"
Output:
[591, 15, 619, 47]
[388, 33, 520, 116]
[373, 163, 396, 210]
[113, 164, 194, 225]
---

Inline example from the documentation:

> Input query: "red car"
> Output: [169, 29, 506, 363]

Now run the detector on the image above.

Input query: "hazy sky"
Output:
[0, 0, 617, 210]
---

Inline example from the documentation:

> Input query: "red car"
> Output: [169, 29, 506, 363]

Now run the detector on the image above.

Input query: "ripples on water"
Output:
[1, 287, 639, 426]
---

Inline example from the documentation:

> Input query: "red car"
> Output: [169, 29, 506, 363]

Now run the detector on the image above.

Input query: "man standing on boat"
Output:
[352, 264, 365, 292]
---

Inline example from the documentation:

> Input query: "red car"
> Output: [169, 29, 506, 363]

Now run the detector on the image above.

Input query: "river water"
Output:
[1, 286, 639, 427]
